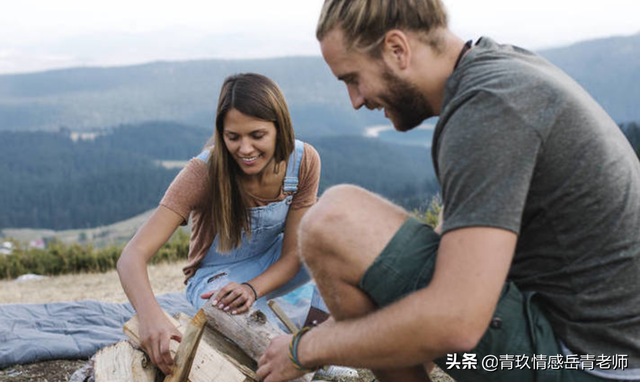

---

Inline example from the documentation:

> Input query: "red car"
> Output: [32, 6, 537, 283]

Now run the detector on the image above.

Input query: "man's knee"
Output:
[314, 184, 371, 214]
[298, 185, 367, 262]
[299, 184, 408, 273]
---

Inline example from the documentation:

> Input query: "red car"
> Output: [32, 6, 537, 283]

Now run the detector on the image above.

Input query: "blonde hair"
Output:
[210, 73, 295, 252]
[316, 0, 449, 56]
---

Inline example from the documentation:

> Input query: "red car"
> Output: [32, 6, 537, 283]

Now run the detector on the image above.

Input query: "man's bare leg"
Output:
[299, 185, 432, 382]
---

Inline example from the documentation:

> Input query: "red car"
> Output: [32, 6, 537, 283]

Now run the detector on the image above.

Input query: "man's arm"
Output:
[257, 226, 516, 380]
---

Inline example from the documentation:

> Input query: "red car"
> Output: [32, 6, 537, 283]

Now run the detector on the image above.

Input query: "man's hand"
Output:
[256, 334, 306, 382]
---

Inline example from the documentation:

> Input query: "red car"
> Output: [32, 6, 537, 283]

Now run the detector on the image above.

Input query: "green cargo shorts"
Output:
[359, 217, 606, 382]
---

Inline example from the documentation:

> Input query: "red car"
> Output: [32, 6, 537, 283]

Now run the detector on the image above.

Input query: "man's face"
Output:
[320, 29, 433, 131]
[379, 67, 434, 131]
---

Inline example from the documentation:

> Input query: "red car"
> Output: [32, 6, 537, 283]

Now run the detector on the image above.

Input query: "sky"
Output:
[0, 0, 639, 75]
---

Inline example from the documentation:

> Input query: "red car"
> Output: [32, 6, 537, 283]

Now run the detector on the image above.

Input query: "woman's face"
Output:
[222, 108, 278, 177]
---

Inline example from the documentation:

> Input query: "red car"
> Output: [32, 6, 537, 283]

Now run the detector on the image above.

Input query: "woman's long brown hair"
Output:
[210, 73, 295, 252]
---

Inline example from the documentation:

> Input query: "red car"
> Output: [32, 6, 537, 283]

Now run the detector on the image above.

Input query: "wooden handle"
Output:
[267, 300, 299, 334]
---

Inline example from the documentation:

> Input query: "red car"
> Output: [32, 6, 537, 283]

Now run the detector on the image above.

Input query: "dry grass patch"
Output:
[0, 260, 187, 304]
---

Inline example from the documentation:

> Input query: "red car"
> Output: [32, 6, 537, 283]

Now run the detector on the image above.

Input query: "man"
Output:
[256, 1, 640, 381]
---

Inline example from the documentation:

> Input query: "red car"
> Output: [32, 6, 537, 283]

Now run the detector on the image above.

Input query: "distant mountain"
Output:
[0, 32, 637, 136]
[0, 57, 385, 137]
[539, 32, 640, 124]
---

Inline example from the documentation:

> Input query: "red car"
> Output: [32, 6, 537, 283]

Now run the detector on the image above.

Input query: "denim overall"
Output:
[185, 140, 313, 318]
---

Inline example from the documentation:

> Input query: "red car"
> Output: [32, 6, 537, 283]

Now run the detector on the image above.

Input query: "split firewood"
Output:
[175, 313, 256, 377]
[164, 309, 207, 382]
[93, 340, 158, 382]
[123, 312, 252, 382]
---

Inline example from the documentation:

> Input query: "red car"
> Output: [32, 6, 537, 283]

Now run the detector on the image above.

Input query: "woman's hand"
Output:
[201, 281, 257, 315]
[138, 313, 183, 376]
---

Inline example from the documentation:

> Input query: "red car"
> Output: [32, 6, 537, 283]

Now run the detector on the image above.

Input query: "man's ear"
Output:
[382, 30, 411, 70]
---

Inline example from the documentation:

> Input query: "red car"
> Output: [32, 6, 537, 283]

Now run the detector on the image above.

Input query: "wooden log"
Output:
[202, 304, 280, 362]
[93, 340, 158, 382]
[202, 303, 313, 382]
[123, 312, 252, 382]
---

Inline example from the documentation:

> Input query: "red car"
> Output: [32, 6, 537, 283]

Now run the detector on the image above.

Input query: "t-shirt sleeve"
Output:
[437, 92, 542, 235]
[290, 143, 321, 209]
[159, 158, 211, 224]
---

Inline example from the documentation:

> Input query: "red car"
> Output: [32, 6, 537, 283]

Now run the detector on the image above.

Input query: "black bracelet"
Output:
[241, 282, 258, 300]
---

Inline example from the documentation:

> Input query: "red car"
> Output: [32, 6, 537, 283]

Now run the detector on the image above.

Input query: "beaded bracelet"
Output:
[288, 327, 320, 373]
[241, 282, 258, 301]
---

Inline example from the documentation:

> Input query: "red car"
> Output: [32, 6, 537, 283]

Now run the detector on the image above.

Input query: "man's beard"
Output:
[380, 68, 433, 131]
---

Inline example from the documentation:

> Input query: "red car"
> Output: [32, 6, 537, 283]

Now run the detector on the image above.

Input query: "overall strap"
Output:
[283, 140, 305, 194]
[196, 148, 211, 162]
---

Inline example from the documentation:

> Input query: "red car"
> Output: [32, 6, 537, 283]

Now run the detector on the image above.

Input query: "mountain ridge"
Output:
[1, 33, 638, 134]
[538, 32, 640, 123]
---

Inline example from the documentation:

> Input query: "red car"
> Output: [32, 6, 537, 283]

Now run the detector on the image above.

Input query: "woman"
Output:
[117, 73, 321, 375]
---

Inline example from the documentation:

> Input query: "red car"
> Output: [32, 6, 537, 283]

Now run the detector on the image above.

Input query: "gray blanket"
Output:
[0, 294, 196, 368]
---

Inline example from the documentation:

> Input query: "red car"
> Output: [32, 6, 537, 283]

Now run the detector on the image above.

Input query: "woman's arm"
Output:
[207, 206, 309, 314]
[116, 205, 185, 375]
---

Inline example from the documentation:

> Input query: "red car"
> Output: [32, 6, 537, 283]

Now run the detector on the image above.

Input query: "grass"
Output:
[0, 260, 187, 304]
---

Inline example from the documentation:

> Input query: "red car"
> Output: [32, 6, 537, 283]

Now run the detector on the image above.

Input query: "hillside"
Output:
[0, 127, 181, 229]
[539, 32, 640, 123]
[0, 57, 385, 136]
[0, 123, 436, 231]
[1, 209, 156, 248]
[1, 33, 639, 136]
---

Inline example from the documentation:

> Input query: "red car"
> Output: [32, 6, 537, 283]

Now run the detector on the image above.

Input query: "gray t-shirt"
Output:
[433, 37, 640, 368]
